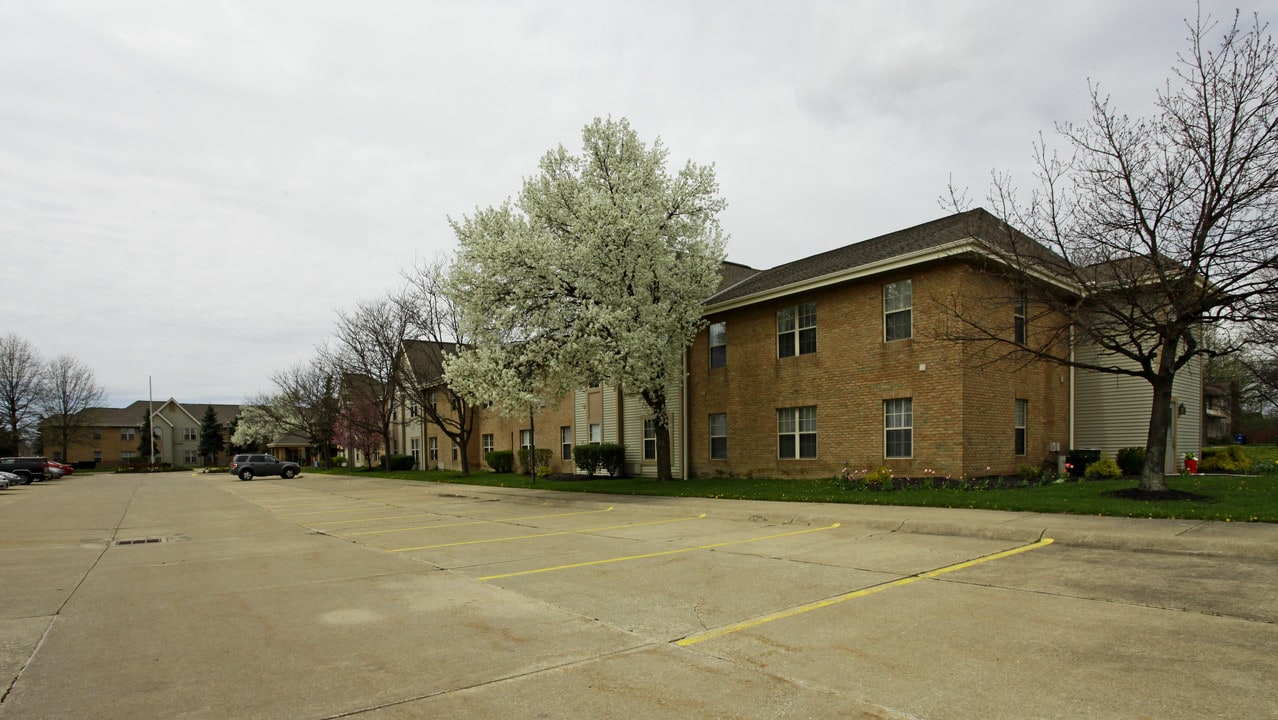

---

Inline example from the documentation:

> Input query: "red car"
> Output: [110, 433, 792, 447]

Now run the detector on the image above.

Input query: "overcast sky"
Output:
[2, 0, 1272, 408]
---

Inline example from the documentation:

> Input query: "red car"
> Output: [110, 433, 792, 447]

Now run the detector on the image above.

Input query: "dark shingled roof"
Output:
[708, 208, 1058, 306]
[400, 339, 458, 386]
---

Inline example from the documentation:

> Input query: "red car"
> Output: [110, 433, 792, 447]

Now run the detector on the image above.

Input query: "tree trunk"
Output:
[655, 419, 673, 482]
[1139, 340, 1181, 493]
[528, 412, 536, 482]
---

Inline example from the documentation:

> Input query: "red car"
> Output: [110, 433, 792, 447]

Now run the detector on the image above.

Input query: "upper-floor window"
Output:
[120, 428, 136, 441]
[777, 406, 817, 459]
[709, 322, 727, 368]
[778, 302, 816, 357]
[885, 280, 912, 341]
[410, 403, 419, 418]
[709, 413, 727, 460]
[1015, 399, 1028, 456]
[1014, 291, 1027, 345]
[642, 419, 657, 461]
[885, 398, 913, 457]
[182, 428, 197, 441]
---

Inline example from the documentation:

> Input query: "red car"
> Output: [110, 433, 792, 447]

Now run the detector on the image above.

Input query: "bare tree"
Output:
[250, 355, 342, 468]
[329, 295, 417, 470]
[401, 259, 480, 475]
[943, 11, 1278, 493]
[39, 354, 106, 462]
[0, 334, 45, 455]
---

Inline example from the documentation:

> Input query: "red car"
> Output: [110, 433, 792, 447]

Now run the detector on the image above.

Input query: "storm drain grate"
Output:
[114, 537, 164, 546]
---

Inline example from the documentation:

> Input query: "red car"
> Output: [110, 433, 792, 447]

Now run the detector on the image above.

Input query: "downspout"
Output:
[1069, 325, 1075, 451]
[681, 353, 689, 480]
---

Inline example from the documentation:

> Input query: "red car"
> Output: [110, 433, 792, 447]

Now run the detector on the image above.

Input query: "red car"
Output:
[48, 460, 74, 477]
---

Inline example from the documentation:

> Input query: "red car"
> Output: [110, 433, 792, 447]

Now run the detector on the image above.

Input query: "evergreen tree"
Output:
[197, 405, 224, 465]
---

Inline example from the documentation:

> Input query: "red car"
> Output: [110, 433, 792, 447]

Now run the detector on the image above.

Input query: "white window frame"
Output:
[410, 438, 420, 464]
[709, 321, 727, 368]
[481, 434, 494, 455]
[520, 429, 532, 450]
[885, 398, 913, 458]
[1015, 399, 1028, 456]
[777, 302, 817, 358]
[428, 437, 438, 462]
[777, 406, 817, 459]
[709, 413, 727, 460]
[642, 419, 657, 461]
[884, 279, 912, 341]
[560, 426, 572, 461]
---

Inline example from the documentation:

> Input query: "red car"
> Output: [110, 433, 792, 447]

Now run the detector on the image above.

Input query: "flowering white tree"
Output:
[446, 118, 726, 481]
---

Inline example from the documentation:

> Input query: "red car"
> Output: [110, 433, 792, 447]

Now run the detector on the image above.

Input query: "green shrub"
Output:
[1116, 447, 1146, 476]
[865, 466, 894, 490]
[573, 444, 603, 476]
[485, 450, 514, 473]
[1201, 445, 1250, 473]
[332, 455, 346, 467]
[517, 448, 553, 474]
[388, 454, 415, 471]
[1067, 449, 1100, 477]
[1084, 454, 1122, 478]
[598, 443, 626, 477]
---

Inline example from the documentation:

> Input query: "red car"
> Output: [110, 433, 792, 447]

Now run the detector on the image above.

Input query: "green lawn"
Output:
[312, 445, 1278, 523]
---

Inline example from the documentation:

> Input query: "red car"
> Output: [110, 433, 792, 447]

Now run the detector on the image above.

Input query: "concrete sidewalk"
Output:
[417, 480, 1278, 559]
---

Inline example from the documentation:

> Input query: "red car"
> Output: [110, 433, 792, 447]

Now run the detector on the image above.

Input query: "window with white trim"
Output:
[481, 434, 494, 455]
[589, 423, 601, 444]
[1015, 399, 1028, 456]
[777, 407, 817, 459]
[777, 302, 816, 357]
[885, 398, 913, 457]
[709, 413, 727, 459]
[410, 438, 420, 464]
[642, 419, 657, 461]
[121, 428, 136, 441]
[520, 429, 532, 450]
[884, 280, 912, 341]
[428, 437, 438, 462]
[183, 428, 197, 441]
[560, 426, 572, 461]
[1014, 291, 1027, 345]
[709, 322, 727, 368]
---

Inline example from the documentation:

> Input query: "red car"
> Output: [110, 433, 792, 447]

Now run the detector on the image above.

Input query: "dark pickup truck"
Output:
[0, 457, 48, 482]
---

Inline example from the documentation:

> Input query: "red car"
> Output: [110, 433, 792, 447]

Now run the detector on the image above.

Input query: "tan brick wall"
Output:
[417, 395, 577, 474]
[686, 260, 1070, 479]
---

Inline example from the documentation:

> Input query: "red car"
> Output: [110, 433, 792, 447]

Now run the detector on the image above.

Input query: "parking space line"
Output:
[343, 507, 615, 537]
[478, 522, 841, 581]
[277, 505, 396, 517]
[674, 537, 1055, 647]
[389, 513, 708, 553]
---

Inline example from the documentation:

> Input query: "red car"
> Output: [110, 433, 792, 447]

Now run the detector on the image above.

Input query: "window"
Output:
[560, 426, 572, 461]
[709, 413, 727, 459]
[777, 407, 817, 459]
[451, 443, 458, 461]
[410, 438, 420, 464]
[121, 450, 136, 461]
[410, 403, 419, 418]
[1014, 291, 1027, 345]
[183, 428, 197, 441]
[429, 391, 438, 410]
[183, 450, 199, 463]
[884, 279, 912, 341]
[885, 398, 913, 458]
[589, 423, 601, 444]
[121, 428, 136, 441]
[520, 429, 532, 450]
[778, 302, 816, 357]
[481, 434, 494, 455]
[93, 451, 102, 462]
[93, 429, 101, 440]
[1015, 399, 1028, 456]
[428, 437, 438, 462]
[643, 419, 657, 461]
[709, 322, 727, 368]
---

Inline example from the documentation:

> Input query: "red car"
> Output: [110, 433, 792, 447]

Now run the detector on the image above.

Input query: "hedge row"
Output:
[573, 443, 625, 477]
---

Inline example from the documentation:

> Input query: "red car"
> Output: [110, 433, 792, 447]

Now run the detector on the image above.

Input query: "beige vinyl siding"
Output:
[1074, 342, 1202, 468]
[573, 390, 589, 448]
[620, 382, 682, 478]
[602, 387, 621, 444]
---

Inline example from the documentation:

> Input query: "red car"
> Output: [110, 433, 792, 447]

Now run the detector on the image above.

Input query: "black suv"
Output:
[229, 454, 301, 481]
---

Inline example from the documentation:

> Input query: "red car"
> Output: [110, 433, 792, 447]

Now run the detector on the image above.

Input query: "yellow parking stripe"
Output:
[389, 513, 707, 553]
[479, 522, 841, 581]
[675, 537, 1054, 646]
[278, 505, 387, 517]
[343, 507, 615, 537]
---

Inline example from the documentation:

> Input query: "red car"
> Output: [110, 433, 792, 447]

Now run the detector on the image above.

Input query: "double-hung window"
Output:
[410, 438, 420, 464]
[183, 428, 197, 441]
[481, 434, 494, 455]
[777, 302, 816, 357]
[709, 413, 727, 459]
[777, 407, 817, 459]
[642, 419, 657, 461]
[884, 280, 912, 341]
[1014, 291, 1027, 345]
[428, 437, 438, 462]
[709, 322, 727, 368]
[1015, 399, 1028, 456]
[519, 430, 532, 450]
[560, 426, 572, 461]
[885, 398, 913, 457]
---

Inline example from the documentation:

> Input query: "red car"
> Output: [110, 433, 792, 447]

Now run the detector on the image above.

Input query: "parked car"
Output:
[48, 460, 74, 476]
[228, 454, 301, 481]
[0, 470, 29, 486]
[45, 464, 64, 480]
[0, 473, 10, 489]
[0, 457, 47, 482]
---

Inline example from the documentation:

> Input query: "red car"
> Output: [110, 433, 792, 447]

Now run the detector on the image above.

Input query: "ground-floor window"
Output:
[885, 398, 913, 458]
[481, 434, 494, 455]
[410, 438, 420, 465]
[183, 450, 199, 464]
[428, 437, 438, 462]
[1015, 399, 1028, 456]
[709, 413, 727, 459]
[560, 426, 572, 460]
[643, 419, 657, 461]
[520, 429, 532, 449]
[777, 407, 817, 459]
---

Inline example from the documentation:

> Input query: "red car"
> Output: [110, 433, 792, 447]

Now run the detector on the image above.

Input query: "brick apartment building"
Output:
[369, 208, 1200, 480]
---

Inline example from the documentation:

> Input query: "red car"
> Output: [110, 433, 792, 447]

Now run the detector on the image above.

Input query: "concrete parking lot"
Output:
[0, 471, 1275, 719]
